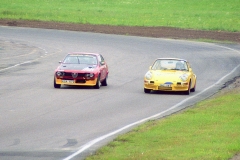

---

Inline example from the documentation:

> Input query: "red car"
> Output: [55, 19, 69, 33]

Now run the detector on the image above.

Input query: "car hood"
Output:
[151, 70, 190, 81]
[58, 64, 97, 71]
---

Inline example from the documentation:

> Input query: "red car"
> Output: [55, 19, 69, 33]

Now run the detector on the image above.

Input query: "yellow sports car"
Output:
[144, 58, 197, 95]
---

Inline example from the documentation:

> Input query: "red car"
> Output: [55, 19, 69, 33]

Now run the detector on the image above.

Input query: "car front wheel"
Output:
[101, 75, 108, 86]
[54, 78, 61, 88]
[94, 76, 100, 89]
[191, 81, 196, 92]
[185, 81, 191, 95]
[144, 88, 151, 93]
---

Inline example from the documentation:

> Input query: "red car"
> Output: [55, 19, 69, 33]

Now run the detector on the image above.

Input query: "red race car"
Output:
[54, 52, 109, 89]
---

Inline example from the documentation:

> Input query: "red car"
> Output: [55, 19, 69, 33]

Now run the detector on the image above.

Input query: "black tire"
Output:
[54, 78, 61, 88]
[191, 80, 196, 92]
[94, 76, 100, 89]
[185, 81, 191, 95]
[101, 75, 108, 86]
[144, 88, 151, 93]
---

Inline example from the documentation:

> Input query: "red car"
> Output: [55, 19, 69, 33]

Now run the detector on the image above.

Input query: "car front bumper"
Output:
[144, 81, 189, 91]
[55, 77, 97, 86]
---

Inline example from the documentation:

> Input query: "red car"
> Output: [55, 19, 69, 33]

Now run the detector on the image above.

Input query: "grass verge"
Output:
[0, 0, 239, 32]
[86, 87, 240, 160]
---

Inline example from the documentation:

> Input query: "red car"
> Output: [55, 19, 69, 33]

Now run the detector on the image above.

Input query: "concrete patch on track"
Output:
[0, 40, 47, 72]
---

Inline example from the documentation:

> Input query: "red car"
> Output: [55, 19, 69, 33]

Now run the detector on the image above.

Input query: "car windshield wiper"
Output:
[173, 68, 187, 71]
[160, 68, 168, 70]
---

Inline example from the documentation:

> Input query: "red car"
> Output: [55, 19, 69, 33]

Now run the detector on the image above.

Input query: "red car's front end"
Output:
[54, 52, 108, 89]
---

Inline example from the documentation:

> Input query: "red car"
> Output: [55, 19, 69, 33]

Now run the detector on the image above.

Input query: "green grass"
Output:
[86, 89, 240, 160]
[0, 0, 239, 32]
[191, 39, 235, 44]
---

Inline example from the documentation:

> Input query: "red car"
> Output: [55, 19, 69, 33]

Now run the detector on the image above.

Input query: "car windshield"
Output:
[63, 55, 97, 65]
[152, 59, 188, 71]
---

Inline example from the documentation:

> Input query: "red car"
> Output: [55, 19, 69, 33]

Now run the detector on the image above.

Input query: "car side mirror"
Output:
[189, 68, 192, 72]
[149, 66, 152, 70]
[100, 61, 105, 65]
[59, 61, 62, 64]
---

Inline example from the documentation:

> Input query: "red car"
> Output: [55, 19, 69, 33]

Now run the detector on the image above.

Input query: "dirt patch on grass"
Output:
[0, 19, 240, 43]
[220, 76, 240, 94]
[211, 76, 240, 101]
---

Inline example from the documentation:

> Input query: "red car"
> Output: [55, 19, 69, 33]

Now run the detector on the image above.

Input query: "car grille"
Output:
[56, 71, 95, 80]
[76, 80, 86, 83]
[64, 72, 86, 77]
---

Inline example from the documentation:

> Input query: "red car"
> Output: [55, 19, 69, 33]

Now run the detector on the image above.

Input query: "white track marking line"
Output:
[63, 46, 240, 160]
[2, 48, 38, 60]
[0, 48, 61, 72]
[0, 61, 32, 72]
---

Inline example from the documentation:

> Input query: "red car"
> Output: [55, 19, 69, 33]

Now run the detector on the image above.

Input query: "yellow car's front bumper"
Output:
[144, 80, 189, 91]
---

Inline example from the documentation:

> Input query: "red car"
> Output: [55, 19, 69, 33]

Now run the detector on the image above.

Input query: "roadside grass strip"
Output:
[0, 0, 239, 32]
[86, 90, 240, 160]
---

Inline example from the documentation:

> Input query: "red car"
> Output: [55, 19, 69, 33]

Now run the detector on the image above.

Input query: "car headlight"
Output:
[179, 74, 188, 82]
[85, 73, 95, 78]
[145, 71, 152, 80]
[56, 71, 64, 76]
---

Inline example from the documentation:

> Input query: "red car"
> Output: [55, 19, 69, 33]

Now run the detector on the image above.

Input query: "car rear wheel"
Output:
[94, 76, 100, 89]
[54, 78, 61, 88]
[144, 88, 151, 93]
[101, 75, 108, 86]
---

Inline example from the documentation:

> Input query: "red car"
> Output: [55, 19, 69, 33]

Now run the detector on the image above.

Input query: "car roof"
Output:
[156, 58, 188, 62]
[67, 52, 100, 56]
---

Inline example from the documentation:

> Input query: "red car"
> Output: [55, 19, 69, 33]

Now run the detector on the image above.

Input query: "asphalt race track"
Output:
[0, 26, 240, 160]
